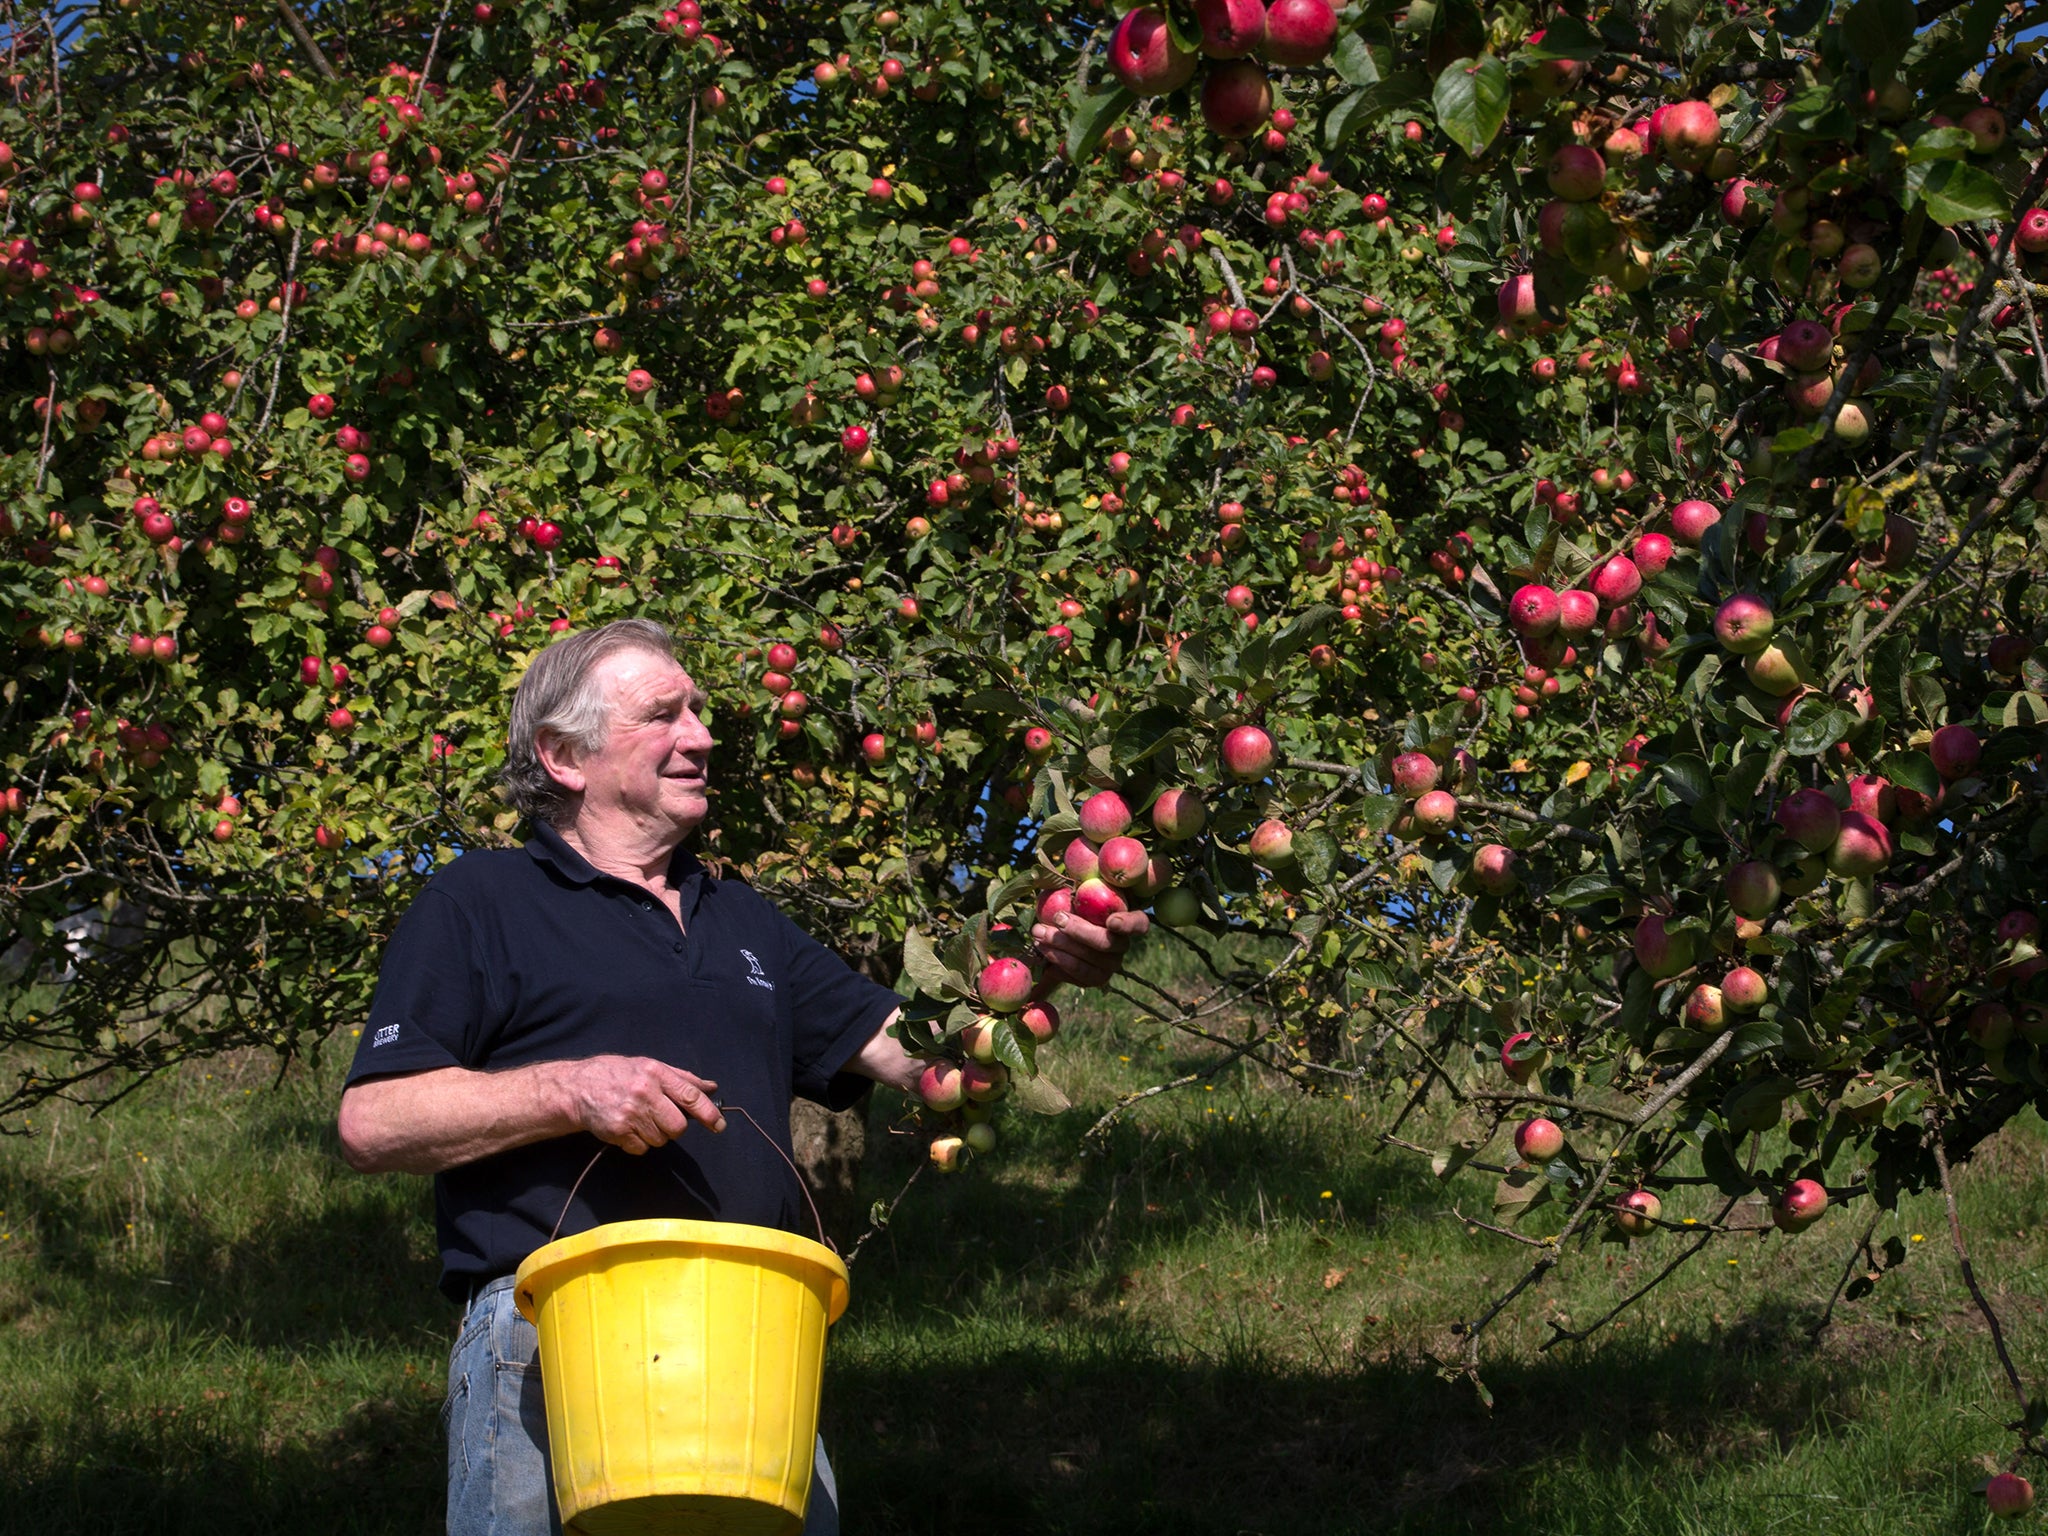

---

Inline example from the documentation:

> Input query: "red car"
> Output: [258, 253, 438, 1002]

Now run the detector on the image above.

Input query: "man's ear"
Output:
[533, 727, 588, 796]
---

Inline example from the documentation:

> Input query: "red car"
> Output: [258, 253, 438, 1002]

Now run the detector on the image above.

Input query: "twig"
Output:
[1925, 1092, 2042, 1450]
[33, 362, 56, 492]
[256, 229, 303, 438]
[274, 0, 339, 82]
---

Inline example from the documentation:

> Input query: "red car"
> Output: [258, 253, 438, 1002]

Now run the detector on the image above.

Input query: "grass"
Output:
[2, 947, 2044, 1536]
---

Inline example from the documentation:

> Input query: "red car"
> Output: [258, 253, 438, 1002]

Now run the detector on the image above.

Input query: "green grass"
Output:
[3, 960, 2044, 1536]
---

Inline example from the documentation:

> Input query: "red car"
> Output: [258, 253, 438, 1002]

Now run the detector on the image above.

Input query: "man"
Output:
[337, 619, 1142, 1536]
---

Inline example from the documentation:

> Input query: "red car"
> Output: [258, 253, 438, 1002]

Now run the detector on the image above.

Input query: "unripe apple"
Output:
[1470, 844, 1518, 895]
[1634, 914, 1696, 978]
[1613, 1189, 1662, 1235]
[1744, 644, 1804, 697]
[1928, 723, 1981, 780]
[1771, 1178, 1828, 1233]
[919, 1060, 967, 1111]
[1098, 835, 1151, 886]
[928, 1135, 966, 1171]
[1080, 790, 1133, 841]
[1220, 724, 1275, 781]
[1777, 789, 1841, 852]
[1390, 751, 1439, 799]
[1070, 877, 1127, 925]
[1154, 886, 1202, 926]
[1965, 1001, 2014, 1050]
[1411, 790, 1458, 835]
[1713, 594, 1775, 655]
[963, 1121, 997, 1155]
[1721, 965, 1769, 1012]
[1826, 810, 1892, 877]
[1986, 1473, 2035, 1518]
[1514, 1116, 1564, 1163]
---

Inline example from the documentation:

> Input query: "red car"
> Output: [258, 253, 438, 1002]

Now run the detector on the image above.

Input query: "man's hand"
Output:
[1031, 906, 1150, 990]
[561, 1054, 727, 1155]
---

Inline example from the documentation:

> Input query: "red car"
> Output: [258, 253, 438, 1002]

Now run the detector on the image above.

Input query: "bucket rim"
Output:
[513, 1218, 850, 1325]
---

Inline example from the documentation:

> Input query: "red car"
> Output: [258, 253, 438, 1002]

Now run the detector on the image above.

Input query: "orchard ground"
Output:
[1, 939, 2042, 1536]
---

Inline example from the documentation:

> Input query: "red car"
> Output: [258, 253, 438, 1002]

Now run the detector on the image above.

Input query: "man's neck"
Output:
[552, 813, 686, 893]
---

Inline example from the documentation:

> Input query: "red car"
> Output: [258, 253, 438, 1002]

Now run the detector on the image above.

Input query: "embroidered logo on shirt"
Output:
[739, 948, 775, 991]
[372, 1023, 401, 1048]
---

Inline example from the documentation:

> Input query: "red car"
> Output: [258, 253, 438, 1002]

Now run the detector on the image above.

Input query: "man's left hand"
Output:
[1032, 906, 1150, 990]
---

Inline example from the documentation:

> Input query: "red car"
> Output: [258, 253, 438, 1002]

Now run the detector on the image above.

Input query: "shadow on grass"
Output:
[0, 1389, 444, 1536]
[0, 1155, 446, 1350]
[822, 1316, 1991, 1536]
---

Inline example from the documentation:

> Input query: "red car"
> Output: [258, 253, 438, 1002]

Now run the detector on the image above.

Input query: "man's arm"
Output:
[843, 1008, 921, 1093]
[337, 1054, 726, 1175]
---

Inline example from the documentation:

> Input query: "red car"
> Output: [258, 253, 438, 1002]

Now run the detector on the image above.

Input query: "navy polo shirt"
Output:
[344, 820, 901, 1301]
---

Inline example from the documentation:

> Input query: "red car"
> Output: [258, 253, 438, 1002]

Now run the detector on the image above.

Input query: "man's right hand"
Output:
[561, 1055, 727, 1155]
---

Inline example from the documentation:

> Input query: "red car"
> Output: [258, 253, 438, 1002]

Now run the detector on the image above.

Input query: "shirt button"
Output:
[673, 942, 685, 954]
[641, 901, 652, 911]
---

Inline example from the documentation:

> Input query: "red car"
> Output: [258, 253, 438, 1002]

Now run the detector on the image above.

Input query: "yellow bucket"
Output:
[514, 1218, 850, 1536]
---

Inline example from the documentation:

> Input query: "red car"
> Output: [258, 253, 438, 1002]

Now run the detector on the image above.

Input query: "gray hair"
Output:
[500, 619, 680, 824]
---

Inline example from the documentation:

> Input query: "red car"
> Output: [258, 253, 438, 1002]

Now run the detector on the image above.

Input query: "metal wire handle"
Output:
[548, 1095, 835, 1255]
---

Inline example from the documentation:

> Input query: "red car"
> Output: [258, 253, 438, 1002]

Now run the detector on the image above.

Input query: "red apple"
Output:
[1080, 790, 1134, 841]
[1470, 843, 1518, 895]
[1390, 752, 1439, 799]
[979, 956, 1036, 1012]
[1256, 0, 1337, 66]
[1721, 965, 1768, 1012]
[1826, 810, 1892, 877]
[1929, 723, 1981, 780]
[919, 1060, 967, 1111]
[1248, 818, 1294, 866]
[1221, 724, 1275, 781]
[1771, 1178, 1828, 1232]
[1514, 1116, 1564, 1163]
[1098, 835, 1151, 886]
[1108, 6, 1196, 94]
[1713, 594, 1775, 654]
[1986, 1473, 2034, 1518]
[1151, 786, 1207, 840]
[1200, 60, 1271, 138]
[1776, 788, 1841, 853]
[1613, 1189, 1662, 1235]
[1070, 877, 1127, 925]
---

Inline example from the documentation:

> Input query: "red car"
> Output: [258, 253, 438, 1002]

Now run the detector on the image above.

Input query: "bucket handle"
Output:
[548, 1096, 836, 1256]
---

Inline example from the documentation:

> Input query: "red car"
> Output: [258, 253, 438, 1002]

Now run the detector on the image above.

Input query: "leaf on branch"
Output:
[1910, 159, 2011, 227]
[1430, 56, 1508, 161]
[1493, 1165, 1551, 1221]
[1010, 1074, 1072, 1115]
[1065, 84, 1135, 164]
[901, 928, 959, 998]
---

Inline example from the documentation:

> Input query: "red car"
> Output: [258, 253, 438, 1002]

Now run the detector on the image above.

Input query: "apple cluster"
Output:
[1107, 0, 1339, 143]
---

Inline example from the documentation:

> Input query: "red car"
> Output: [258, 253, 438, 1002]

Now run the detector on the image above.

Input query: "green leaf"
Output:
[1660, 753, 1713, 805]
[1878, 749, 1939, 798]
[1010, 1074, 1072, 1115]
[902, 928, 958, 997]
[1065, 84, 1134, 164]
[1912, 159, 2011, 227]
[1331, 31, 1382, 86]
[1430, 56, 1508, 160]
[1518, 16, 1601, 58]
[1294, 828, 1338, 885]
[1841, 0, 1914, 76]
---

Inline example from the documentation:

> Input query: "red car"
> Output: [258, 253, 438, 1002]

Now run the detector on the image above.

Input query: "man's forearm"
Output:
[846, 1009, 923, 1094]
[338, 1062, 577, 1175]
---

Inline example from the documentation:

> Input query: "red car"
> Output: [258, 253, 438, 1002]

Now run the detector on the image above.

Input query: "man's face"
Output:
[567, 649, 715, 841]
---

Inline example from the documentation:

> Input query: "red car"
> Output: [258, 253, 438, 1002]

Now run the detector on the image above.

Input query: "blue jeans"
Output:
[445, 1274, 839, 1535]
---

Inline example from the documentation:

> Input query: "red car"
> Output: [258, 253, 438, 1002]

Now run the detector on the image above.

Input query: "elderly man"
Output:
[337, 618, 1141, 1536]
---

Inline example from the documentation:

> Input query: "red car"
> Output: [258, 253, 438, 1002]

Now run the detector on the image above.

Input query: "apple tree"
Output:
[0, 0, 2044, 1499]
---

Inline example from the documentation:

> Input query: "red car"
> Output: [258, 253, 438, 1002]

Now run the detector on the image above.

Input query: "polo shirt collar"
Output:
[525, 818, 707, 893]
